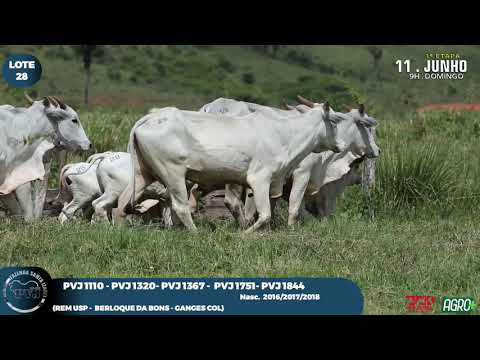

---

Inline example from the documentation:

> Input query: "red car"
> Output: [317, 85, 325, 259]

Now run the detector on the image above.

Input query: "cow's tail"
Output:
[86, 151, 114, 164]
[126, 116, 151, 212]
[55, 163, 74, 202]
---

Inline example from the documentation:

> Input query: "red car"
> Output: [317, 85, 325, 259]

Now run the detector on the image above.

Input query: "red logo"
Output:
[405, 296, 436, 312]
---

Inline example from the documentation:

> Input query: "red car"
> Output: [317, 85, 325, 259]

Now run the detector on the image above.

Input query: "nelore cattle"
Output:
[0, 93, 91, 221]
[201, 96, 380, 226]
[57, 151, 197, 225]
[115, 102, 346, 232]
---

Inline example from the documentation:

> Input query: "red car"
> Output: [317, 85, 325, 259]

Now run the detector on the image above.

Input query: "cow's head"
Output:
[25, 92, 92, 151]
[343, 104, 381, 159]
[296, 95, 346, 154]
[296, 95, 380, 159]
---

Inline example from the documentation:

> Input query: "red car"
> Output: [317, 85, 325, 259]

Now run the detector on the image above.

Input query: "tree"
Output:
[81, 45, 96, 108]
[367, 46, 383, 68]
[251, 45, 285, 57]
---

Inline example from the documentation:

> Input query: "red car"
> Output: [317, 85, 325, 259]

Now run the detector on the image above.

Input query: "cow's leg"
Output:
[15, 183, 34, 222]
[58, 190, 97, 224]
[1, 193, 23, 217]
[188, 183, 200, 214]
[244, 188, 257, 226]
[115, 169, 153, 225]
[270, 197, 279, 221]
[313, 189, 328, 219]
[59, 199, 85, 224]
[155, 164, 196, 231]
[245, 174, 272, 233]
[31, 155, 53, 219]
[91, 192, 118, 224]
[287, 171, 311, 226]
[162, 203, 174, 228]
[324, 188, 338, 216]
[224, 184, 248, 228]
[167, 179, 197, 231]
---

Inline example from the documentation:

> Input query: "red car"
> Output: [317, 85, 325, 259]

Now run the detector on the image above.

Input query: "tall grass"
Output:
[374, 143, 460, 212]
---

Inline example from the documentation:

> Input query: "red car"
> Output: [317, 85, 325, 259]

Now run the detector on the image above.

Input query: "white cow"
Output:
[198, 97, 312, 227]
[282, 105, 379, 224]
[201, 97, 380, 226]
[57, 160, 101, 224]
[303, 156, 363, 217]
[198, 97, 305, 117]
[57, 151, 196, 225]
[0, 94, 91, 221]
[115, 104, 346, 232]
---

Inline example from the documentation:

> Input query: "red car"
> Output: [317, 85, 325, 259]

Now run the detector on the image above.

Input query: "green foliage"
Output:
[1, 214, 479, 314]
[373, 143, 460, 211]
[285, 49, 315, 68]
[242, 72, 255, 84]
[217, 56, 236, 73]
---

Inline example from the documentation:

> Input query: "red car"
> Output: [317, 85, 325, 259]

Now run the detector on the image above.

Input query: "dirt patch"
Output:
[417, 103, 480, 113]
[42, 188, 232, 219]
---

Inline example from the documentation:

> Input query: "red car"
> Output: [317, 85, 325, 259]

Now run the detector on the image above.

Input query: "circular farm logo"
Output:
[2, 268, 49, 314]
[2, 54, 42, 87]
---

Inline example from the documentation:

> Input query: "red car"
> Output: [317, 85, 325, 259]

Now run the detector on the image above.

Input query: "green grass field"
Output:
[1, 45, 479, 314]
[1, 108, 479, 314]
[1, 211, 478, 314]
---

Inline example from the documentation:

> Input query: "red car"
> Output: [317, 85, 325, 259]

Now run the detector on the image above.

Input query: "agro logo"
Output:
[2, 268, 49, 314]
[442, 297, 477, 313]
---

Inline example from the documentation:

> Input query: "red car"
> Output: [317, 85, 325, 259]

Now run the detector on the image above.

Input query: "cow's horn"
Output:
[283, 99, 295, 110]
[296, 106, 308, 113]
[53, 96, 67, 110]
[24, 91, 35, 105]
[297, 95, 315, 108]
[48, 96, 60, 107]
[358, 103, 365, 115]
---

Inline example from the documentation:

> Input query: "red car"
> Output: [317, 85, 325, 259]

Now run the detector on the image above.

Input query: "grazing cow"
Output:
[201, 97, 380, 226]
[303, 157, 363, 218]
[58, 152, 196, 225]
[57, 160, 101, 224]
[0, 94, 91, 221]
[115, 104, 346, 232]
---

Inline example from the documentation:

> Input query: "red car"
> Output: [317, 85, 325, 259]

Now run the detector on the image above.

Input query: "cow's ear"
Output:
[323, 102, 330, 112]
[355, 116, 378, 127]
[358, 104, 365, 116]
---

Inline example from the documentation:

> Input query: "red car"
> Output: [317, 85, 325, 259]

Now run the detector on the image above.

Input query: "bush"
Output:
[153, 61, 166, 76]
[44, 46, 74, 61]
[242, 72, 255, 84]
[217, 56, 236, 73]
[297, 75, 314, 83]
[194, 45, 212, 50]
[107, 68, 122, 82]
[285, 49, 314, 68]
[373, 143, 460, 211]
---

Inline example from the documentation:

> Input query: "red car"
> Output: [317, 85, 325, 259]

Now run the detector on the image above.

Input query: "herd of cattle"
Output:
[0, 93, 380, 232]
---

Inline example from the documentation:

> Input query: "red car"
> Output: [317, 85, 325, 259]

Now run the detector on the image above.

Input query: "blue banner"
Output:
[1, 267, 364, 315]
